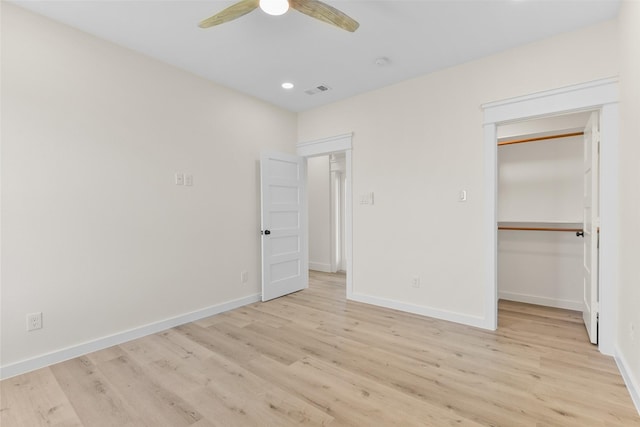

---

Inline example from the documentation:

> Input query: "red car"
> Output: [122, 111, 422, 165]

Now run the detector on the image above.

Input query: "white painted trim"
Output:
[615, 347, 640, 415]
[329, 170, 338, 274]
[297, 134, 354, 299]
[597, 103, 619, 356]
[499, 292, 582, 311]
[482, 77, 619, 354]
[328, 166, 344, 274]
[300, 157, 310, 293]
[309, 262, 332, 273]
[483, 78, 619, 123]
[0, 293, 261, 380]
[484, 123, 498, 331]
[297, 133, 353, 157]
[350, 293, 487, 329]
[344, 149, 353, 299]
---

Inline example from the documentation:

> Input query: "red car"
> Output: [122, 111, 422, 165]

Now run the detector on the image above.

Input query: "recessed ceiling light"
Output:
[281, 82, 294, 89]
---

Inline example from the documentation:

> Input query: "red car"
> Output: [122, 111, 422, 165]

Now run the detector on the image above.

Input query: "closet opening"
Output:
[497, 110, 599, 344]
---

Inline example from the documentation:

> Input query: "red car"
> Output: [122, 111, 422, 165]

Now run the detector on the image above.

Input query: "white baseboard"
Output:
[615, 346, 640, 416]
[348, 293, 488, 329]
[309, 262, 332, 273]
[499, 291, 582, 311]
[0, 293, 261, 380]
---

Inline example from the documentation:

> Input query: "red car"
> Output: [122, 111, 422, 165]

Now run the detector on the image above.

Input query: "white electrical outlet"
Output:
[27, 312, 43, 331]
[185, 174, 194, 186]
[240, 271, 248, 284]
[411, 276, 421, 288]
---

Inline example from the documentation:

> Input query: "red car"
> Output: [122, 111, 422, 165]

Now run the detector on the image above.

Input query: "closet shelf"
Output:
[498, 221, 583, 232]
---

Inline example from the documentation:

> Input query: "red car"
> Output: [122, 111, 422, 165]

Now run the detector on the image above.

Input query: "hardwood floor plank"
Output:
[246, 321, 538, 425]
[207, 320, 306, 366]
[50, 356, 141, 427]
[195, 305, 292, 329]
[183, 352, 335, 426]
[96, 354, 203, 426]
[0, 368, 83, 427]
[118, 331, 217, 396]
[250, 354, 486, 426]
[1, 270, 638, 426]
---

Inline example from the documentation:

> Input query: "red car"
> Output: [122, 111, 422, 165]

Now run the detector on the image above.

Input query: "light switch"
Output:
[175, 173, 184, 186]
[185, 174, 193, 186]
[458, 190, 467, 202]
[360, 192, 374, 205]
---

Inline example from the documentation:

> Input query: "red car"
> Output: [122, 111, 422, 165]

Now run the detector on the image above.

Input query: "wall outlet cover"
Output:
[27, 312, 43, 331]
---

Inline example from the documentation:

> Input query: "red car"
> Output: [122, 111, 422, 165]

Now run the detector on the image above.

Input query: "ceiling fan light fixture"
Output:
[259, 0, 289, 16]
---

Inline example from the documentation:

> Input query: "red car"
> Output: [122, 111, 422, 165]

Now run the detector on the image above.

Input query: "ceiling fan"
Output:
[198, 0, 359, 32]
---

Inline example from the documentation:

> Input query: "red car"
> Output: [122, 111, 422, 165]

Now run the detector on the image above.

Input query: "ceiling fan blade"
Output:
[199, 0, 260, 28]
[290, 0, 359, 32]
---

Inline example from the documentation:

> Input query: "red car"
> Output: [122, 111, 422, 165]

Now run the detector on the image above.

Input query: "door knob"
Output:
[576, 230, 584, 237]
[262, 230, 271, 235]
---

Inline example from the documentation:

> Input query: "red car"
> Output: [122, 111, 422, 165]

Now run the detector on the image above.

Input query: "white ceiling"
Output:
[11, 0, 620, 112]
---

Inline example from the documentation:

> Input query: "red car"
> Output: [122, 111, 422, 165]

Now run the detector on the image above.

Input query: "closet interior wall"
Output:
[497, 115, 588, 311]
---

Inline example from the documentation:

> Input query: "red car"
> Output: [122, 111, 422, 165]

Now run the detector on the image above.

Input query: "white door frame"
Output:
[297, 133, 353, 298]
[482, 77, 619, 355]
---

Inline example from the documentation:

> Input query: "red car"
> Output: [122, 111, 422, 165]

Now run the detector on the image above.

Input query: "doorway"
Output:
[482, 77, 619, 355]
[307, 153, 346, 275]
[297, 133, 354, 298]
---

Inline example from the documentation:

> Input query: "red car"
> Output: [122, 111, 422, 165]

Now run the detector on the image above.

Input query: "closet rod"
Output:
[498, 131, 584, 147]
[498, 225, 583, 232]
[498, 222, 582, 232]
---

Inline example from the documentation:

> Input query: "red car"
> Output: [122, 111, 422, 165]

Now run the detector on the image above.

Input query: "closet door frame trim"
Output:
[482, 77, 619, 356]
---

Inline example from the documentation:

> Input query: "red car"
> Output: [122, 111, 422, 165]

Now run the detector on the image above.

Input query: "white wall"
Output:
[497, 111, 592, 140]
[617, 0, 640, 411]
[498, 231, 582, 310]
[307, 156, 331, 272]
[298, 20, 618, 326]
[1, 4, 297, 374]
[498, 135, 583, 223]
[498, 135, 583, 310]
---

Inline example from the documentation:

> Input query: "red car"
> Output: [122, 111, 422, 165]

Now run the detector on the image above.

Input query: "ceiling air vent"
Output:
[304, 84, 331, 95]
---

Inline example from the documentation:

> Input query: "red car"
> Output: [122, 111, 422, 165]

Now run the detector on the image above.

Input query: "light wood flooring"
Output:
[1, 271, 639, 426]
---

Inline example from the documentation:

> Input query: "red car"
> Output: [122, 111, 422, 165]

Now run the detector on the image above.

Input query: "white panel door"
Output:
[582, 112, 599, 344]
[260, 152, 307, 301]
